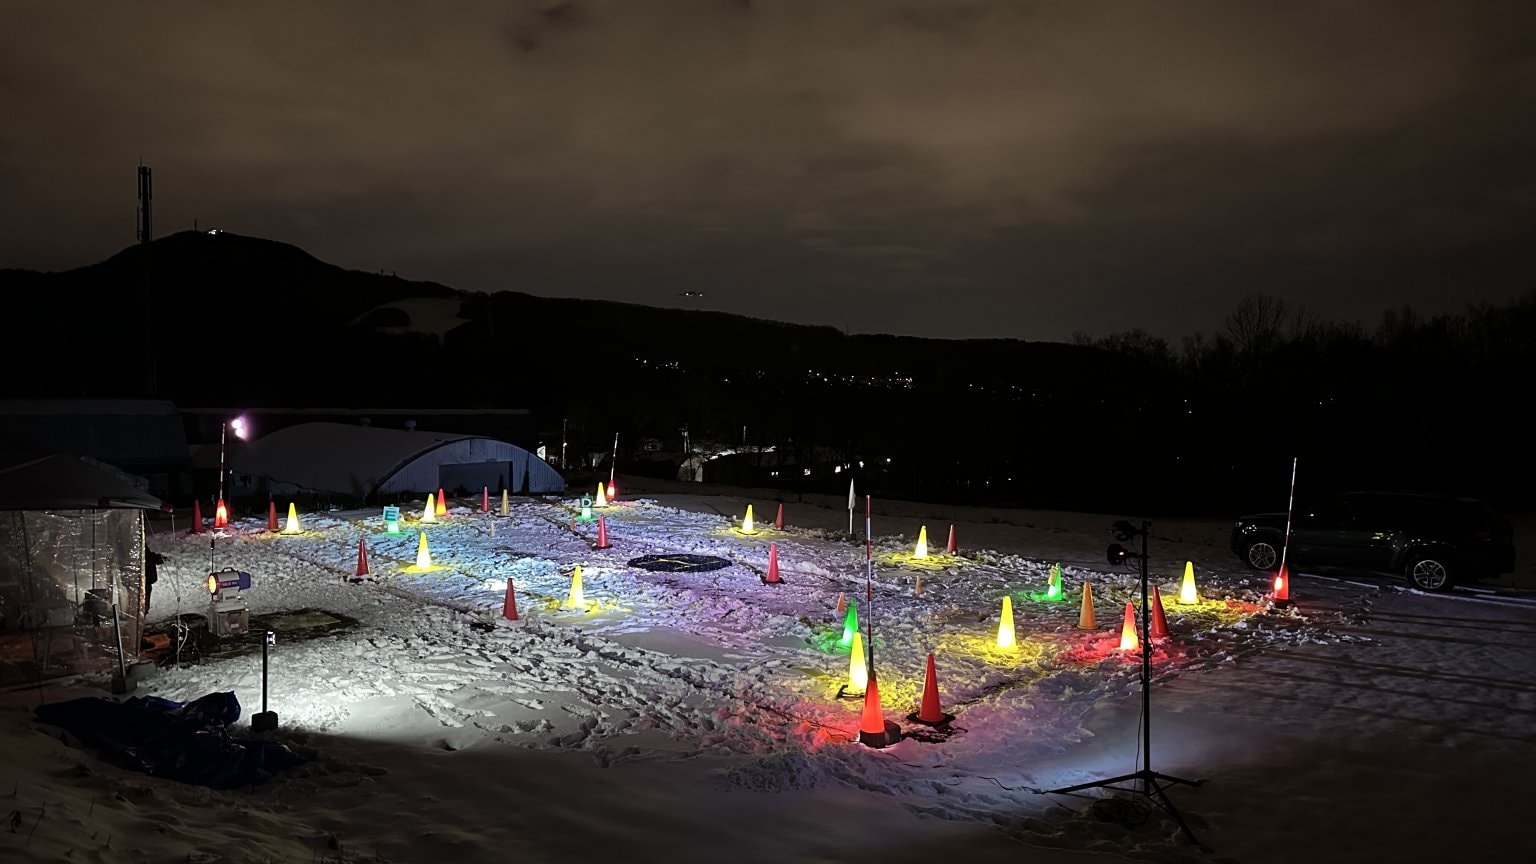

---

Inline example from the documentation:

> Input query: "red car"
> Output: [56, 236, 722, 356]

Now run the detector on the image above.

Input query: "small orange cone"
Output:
[763, 543, 783, 584]
[480, 487, 490, 513]
[502, 578, 519, 621]
[1150, 586, 1170, 641]
[908, 652, 955, 726]
[836, 592, 847, 614]
[436, 489, 448, 517]
[214, 497, 229, 528]
[858, 671, 896, 748]
[267, 500, 279, 532]
[595, 515, 612, 550]
[774, 503, 784, 530]
[946, 524, 957, 555]
[1273, 563, 1291, 603]
[354, 539, 370, 579]
[1078, 582, 1097, 629]
[189, 500, 204, 534]
[1119, 602, 1140, 652]
[914, 573, 924, 596]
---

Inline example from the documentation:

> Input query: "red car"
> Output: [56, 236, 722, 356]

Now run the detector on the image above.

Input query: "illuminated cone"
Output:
[1046, 563, 1063, 601]
[839, 602, 859, 648]
[355, 539, 370, 578]
[607, 479, 616, 500]
[847, 631, 868, 693]
[741, 504, 756, 534]
[857, 671, 897, 748]
[422, 493, 437, 523]
[1119, 602, 1140, 652]
[997, 596, 1016, 649]
[435, 489, 448, 517]
[189, 500, 204, 534]
[914, 525, 929, 559]
[214, 497, 229, 528]
[946, 524, 957, 555]
[267, 501, 279, 532]
[595, 515, 611, 550]
[774, 503, 784, 530]
[1151, 586, 1170, 641]
[480, 487, 490, 513]
[908, 653, 955, 726]
[1273, 563, 1291, 603]
[595, 482, 608, 507]
[836, 592, 847, 614]
[1078, 582, 1097, 629]
[1179, 561, 1199, 605]
[565, 565, 586, 609]
[415, 533, 432, 569]
[282, 502, 301, 534]
[763, 543, 783, 584]
[500, 489, 510, 517]
[502, 578, 519, 621]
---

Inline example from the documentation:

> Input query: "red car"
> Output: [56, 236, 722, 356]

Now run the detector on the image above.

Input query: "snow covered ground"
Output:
[3, 482, 1534, 863]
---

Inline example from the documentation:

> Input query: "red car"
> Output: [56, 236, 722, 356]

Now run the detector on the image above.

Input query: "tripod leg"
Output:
[1042, 771, 1144, 795]
[1149, 771, 1205, 788]
[1147, 777, 1206, 850]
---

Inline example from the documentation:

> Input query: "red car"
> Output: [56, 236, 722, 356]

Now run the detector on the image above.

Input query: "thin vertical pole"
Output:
[1140, 520, 1152, 781]
[1278, 457, 1299, 573]
[610, 433, 619, 492]
[261, 633, 270, 714]
[864, 495, 874, 674]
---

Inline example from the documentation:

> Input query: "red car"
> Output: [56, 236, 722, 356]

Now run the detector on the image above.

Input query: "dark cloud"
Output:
[2, 0, 1532, 340]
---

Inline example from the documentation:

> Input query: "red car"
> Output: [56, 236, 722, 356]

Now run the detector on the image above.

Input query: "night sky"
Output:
[3, 1, 1533, 341]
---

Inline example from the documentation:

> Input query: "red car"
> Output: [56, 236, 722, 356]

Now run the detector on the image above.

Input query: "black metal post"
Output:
[261, 632, 269, 714]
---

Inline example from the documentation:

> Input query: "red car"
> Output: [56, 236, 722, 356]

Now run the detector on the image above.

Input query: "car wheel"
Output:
[1405, 554, 1453, 592]
[1241, 538, 1280, 571]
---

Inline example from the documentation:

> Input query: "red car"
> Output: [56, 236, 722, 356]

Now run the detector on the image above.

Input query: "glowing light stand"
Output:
[1040, 519, 1205, 847]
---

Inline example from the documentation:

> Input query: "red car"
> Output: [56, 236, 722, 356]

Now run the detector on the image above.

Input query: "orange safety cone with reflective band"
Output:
[480, 487, 490, 513]
[763, 543, 783, 584]
[436, 489, 448, 517]
[214, 498, 229, 528]
[1150, 586, 1169, 641]
[774, 503, 784, 530]
[1273, 563, 1291, 603]
[836, 592, 847, 614]
[857, 671, 896, 748]
[354, 539, 370, 579]
[189, 500, 204, 534]
[908, 652, 955, 726]
[1119, 602, 1140, 652]
[502, 578, 519, 621]
[268, 501, 279, 532]
[946, 524, 957, 555]
[595, 516, 611, 550]
[1078, 582, 1096, 629]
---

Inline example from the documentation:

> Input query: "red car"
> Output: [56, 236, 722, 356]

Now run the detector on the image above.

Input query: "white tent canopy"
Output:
[0, 453, 172, 512]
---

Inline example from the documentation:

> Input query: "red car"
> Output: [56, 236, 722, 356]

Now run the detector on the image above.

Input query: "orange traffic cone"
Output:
[1119, 602, 1140, 652]
[914, 573, 924, 596]
[595, 515, 612, 550]
[908, 653, 955, 726]
[214, 497, 229, 528]
[480, 487, 490, 513]
[763, 543, 783, 584]
[1273, 563, 1291, 603]
[502, 578, 519, 621]
[189, 500, 204, 534]
[946, 524, 957, 555]
[436, 489, 448, 517]
[858, 671, 897, 748]
[354, 539, 370, 580]
[774, 503, 784, 530]
[267, 501, 279, 532]
[1150, 586, 1170, 641]
[836, 592, 847, 614]
[1078, 582, 1097, 629]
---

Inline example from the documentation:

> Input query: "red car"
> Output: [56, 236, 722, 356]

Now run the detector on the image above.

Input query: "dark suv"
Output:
[1230, 491, 1516, 592]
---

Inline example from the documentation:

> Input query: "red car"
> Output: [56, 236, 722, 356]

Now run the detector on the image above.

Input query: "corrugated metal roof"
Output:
[0, 400, 189, 465]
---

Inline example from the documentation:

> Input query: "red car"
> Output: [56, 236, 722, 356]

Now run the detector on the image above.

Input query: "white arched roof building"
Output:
[231, 422, 565, 500]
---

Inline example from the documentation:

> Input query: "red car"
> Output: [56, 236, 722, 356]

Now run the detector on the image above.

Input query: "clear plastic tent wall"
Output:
[0, 508, 143, 688]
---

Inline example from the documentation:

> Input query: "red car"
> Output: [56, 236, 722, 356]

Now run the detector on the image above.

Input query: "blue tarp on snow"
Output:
[33, 691, 304, 789]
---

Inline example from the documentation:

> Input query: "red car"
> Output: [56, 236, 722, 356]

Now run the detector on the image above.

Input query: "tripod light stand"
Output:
[1039, 519, 1206, 846]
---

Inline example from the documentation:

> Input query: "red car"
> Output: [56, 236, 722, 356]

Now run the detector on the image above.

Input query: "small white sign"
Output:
[382, 505, 401, 523]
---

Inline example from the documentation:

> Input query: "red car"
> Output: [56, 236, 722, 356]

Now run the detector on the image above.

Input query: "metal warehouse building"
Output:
[229, 422, 565, 502]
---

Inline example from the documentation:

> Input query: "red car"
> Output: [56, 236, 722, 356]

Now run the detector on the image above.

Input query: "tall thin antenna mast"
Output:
[137, 164, 156, 397]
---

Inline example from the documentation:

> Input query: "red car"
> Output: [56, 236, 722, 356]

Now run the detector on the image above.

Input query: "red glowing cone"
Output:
[946, 524, 957, 555]
[480, 486, 490, 513]
[354, 539, 370, 579]
[595, 515, 612, 550]
[502, 578, 519, 621]
[763, 542, 783, 584]
[436, 488, 448, 517]
[908, 653, 955, 726]
[189, 500, 204, 534]
[1151, 586, 1170, 641]
[1119, 602, 1140, 652]
[774, 503, 784, 530]
[267, 500, 279, 532]
[1273, 563, 1291, 603]
[213, 497, 229, 528]
[858, 671, 897, 748]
